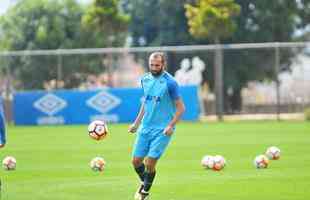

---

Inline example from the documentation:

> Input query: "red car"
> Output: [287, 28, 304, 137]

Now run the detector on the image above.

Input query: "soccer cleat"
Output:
[134, 183, 144, 200]
[139, 191, 149, 200]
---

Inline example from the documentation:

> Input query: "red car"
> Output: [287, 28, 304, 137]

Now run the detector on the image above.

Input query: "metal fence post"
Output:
[2, 56, 13, 123]
[57, 52, 62, 90]
[275, 45, 280, 121]
[215, 44, 224, 121]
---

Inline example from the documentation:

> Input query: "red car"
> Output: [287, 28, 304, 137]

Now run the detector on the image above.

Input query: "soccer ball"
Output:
[265, 146, 280, 160]
[2, 156, 16, 170]
[201, 155, 214, 169]
[212, 155, 226, 171]
[88, 120, 108, 140]
[90, 156, 106, 172]
[254, 155, 269, 169]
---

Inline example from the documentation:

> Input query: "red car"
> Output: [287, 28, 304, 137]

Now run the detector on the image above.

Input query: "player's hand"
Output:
[128, 123, 138, 133]
[163, 125, 174, 136]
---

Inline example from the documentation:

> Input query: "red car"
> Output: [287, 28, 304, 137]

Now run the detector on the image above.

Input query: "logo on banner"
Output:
[33, 94, 67, 124]
[87, 91, 121, 113]
[34, 94, 67, 115]
[87, 91, 121, 122]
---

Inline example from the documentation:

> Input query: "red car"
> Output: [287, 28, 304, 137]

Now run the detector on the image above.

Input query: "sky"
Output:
[0, 0, 14, 15]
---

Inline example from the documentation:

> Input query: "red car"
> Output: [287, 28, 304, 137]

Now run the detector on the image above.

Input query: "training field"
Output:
[0, 121, 310, 200]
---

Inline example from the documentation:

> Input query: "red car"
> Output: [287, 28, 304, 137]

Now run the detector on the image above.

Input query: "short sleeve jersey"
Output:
[140, 71, 180, 129]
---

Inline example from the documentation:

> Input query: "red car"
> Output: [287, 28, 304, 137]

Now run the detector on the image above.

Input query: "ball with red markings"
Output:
[201, 155, 214, 169]
[2, 156, 17, 170]
[265, 146, 281, 160]
[254, 155, 269, 169]
[88, 120, 108, 141]
[212, 155, 226, 171]
[90, 156, 106, 172]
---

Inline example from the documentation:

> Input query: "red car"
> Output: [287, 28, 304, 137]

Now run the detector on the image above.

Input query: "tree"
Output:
[222, 0, 310, 113]
[0, 0, 89, 90]
[184, 0, 240, 43]
[185, 0, 240, 119]
[0, 0, 129, 90]
[0, 0, 85, 50]
[82, 0, 130, 86]
[123, 0, 192, 47]
[82, 0, 129, 47]
[121, 0, 197, 74]
[124, 0, 310, 115]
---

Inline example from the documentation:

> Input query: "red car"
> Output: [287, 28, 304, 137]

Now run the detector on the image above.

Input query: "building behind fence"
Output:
[1, 42, 310, 123]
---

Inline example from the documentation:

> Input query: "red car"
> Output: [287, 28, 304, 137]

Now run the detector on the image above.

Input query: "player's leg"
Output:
[132, 129, 149, 181]
[140, 130, 172, 199]
[139, 157, 157, 199]
[132, 157, 145, 182]
[0, 98, 6, 195]
[132, 157, 145, 199]
[0, 117, 6, 194]
[0, 113, 6, 147]
[132, 129, 149, 199]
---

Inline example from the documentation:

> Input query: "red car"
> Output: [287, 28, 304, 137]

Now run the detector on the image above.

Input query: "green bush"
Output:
[305, 108, 310, 121]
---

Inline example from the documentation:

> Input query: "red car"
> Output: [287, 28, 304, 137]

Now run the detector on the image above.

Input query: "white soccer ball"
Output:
[201, 155, 214, 169]
[2, 156, 16, 170]
[265, 146, 280, 160]
[90, 156, 106, 172]
[254, 155, 269, 169]
[88, 120, 108, 141]
[212, 155, 226, 171]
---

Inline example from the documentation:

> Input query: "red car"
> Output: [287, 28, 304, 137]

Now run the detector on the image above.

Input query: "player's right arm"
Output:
[128, 102, 145, 133]
[0, 125, 6, 148]
[128, 76, 146, 133]
[0, 98, 6, 148]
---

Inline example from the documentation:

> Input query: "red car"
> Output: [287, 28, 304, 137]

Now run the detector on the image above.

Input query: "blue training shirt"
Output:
[0, 97, 6, 145]
[140, 71, 180, 129]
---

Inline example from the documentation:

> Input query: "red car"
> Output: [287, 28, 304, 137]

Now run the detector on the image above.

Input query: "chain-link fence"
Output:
[1, 42, 310, 122]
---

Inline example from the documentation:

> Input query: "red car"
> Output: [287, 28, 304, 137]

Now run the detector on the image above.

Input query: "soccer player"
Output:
[0, 97, 7, 193]
[128, 52, 185, 200]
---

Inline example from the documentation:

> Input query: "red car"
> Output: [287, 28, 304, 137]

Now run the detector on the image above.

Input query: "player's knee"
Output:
[145, 158, 156, 173]
[132, 157, 143, 167]
[145, 164, 155, 173]
[0, 144, 5, 148]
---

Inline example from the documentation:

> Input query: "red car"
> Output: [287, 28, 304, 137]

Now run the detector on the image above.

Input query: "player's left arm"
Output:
[164, 98, 185, 136]
[164, 78, 186, 136]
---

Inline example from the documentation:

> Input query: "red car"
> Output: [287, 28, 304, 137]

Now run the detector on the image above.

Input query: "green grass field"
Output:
[0, 121, 310, 200]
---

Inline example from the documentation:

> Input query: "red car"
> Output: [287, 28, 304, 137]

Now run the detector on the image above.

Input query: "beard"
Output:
[150, 68, 163, 77]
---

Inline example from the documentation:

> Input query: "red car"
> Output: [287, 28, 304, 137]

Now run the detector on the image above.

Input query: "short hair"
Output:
[149, 52, 166, 67]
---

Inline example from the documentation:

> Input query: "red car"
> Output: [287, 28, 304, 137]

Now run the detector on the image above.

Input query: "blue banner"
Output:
[13, 86, 200, 125]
